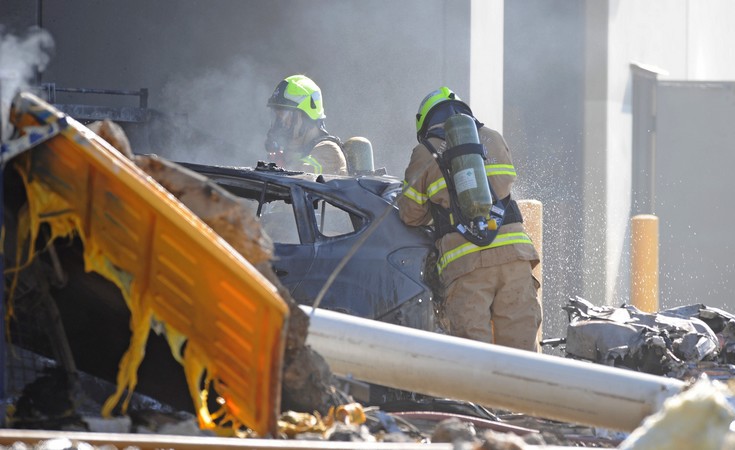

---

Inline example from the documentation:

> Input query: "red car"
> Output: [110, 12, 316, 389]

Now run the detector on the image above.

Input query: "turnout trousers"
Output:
[443, 260, 542, 352]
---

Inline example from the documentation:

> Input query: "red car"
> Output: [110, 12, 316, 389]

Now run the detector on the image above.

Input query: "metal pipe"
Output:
[304, 306, 685, 432]
[47, 87, 146, 96]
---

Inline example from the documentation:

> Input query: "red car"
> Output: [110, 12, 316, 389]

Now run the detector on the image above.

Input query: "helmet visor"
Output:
[269, 107, 297, 130]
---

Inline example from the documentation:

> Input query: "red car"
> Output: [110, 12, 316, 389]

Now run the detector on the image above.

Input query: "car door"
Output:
[294, 188, 373, 315]
[257, 184, 317, 298]
[176, 164, 319, 297]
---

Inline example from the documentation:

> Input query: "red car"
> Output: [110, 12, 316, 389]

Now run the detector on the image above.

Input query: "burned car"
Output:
[180, 161, 441, 332]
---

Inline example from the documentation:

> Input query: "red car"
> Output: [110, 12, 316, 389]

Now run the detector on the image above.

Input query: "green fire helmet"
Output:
[415, 86, 472, 137]
[267, 74, 326, 121]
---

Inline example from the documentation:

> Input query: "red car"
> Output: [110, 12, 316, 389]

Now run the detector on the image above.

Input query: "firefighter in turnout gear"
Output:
[265, 74, 348, 175]
[398, 87, 542, 352]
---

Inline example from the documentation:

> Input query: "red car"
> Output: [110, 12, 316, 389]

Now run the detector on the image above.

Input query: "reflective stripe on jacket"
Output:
[436, 232, 534, 275]
[397, 126, 539, 285]
[301, 155, 323, 174]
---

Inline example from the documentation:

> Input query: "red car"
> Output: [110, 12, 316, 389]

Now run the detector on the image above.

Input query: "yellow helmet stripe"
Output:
[416, 87, 456, 132]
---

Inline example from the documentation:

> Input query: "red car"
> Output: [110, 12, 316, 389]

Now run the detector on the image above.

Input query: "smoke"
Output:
[156, 57, 272, 166]
[0, 26, 55, 140]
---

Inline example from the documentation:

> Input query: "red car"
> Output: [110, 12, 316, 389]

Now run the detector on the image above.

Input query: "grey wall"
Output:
[655, 81, 735, 312]
[600, 1, 735, 308]
[504, 1, 586, 336]
[3, 0, 471, 174]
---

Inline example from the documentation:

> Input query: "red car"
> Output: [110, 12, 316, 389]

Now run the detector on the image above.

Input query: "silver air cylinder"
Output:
[444, 114, 493, 220]
[343, 136, 375, 174]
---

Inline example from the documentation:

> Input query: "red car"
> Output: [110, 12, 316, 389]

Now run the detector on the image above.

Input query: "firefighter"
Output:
[265, 74, 348, 175]
[397, 87, 542, 352]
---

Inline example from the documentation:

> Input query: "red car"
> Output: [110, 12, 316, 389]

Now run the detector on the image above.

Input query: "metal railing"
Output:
[40, 83, 149, 123]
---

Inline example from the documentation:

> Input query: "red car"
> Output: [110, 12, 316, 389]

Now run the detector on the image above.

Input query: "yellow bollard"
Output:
[631, 214, 659, 312]
[517, 200, 543, 348]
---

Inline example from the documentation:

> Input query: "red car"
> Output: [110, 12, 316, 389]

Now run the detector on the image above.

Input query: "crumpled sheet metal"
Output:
[7, 92, 289, 436]
[562, 297, 735, 379]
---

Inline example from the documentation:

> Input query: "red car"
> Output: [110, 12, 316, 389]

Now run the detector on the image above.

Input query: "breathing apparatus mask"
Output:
[265, 107, 295, 149]
[265, 75, 327, 167]
[265, 107, 306, 166]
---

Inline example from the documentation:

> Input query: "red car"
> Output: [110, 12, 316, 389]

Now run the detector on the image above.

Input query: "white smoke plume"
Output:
[157, 57, 272, 166]
[0, 26, 55, 140]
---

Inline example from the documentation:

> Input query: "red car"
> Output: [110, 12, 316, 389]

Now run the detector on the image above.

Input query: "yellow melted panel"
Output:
[9, 93, 288, 436]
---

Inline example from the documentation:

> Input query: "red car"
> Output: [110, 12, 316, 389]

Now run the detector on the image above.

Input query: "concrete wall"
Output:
[1, 0, 471, 174]
[686, 1, 735, 80]
[581, 2, 609, 306]
[469, 0, 504, 132]
[603, 1, 688, 306]
[504, 0, 587, 338]
[586, 0, 735, 306]
[655, 81, 735, 312]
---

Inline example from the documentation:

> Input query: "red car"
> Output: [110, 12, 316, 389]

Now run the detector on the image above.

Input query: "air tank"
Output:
[444, 113, 493, 221]
[343, 136, 375, 175]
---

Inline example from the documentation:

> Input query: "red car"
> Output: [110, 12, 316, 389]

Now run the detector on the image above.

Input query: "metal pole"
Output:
[304, 305, 684, 432]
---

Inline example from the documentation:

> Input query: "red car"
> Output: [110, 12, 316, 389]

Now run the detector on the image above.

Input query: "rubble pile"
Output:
[2, 346, 629, 447]
[560, 297, 735, 381]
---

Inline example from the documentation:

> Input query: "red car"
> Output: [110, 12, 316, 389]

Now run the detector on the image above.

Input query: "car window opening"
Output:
[260, 200, 300, 245]
[312, 197, 364, 238]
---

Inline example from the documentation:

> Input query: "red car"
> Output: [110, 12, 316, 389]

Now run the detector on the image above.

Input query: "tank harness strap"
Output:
[423, 137, 479, 244]
[309, 134, 343, 150]
[430, 195, 523, 240]
[430, 202, 455, 239]
[421, 135, 523, 244]
[423, 119, 486, 142]
[502, 197, 523, 225]
[443, 142, 485, 160]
